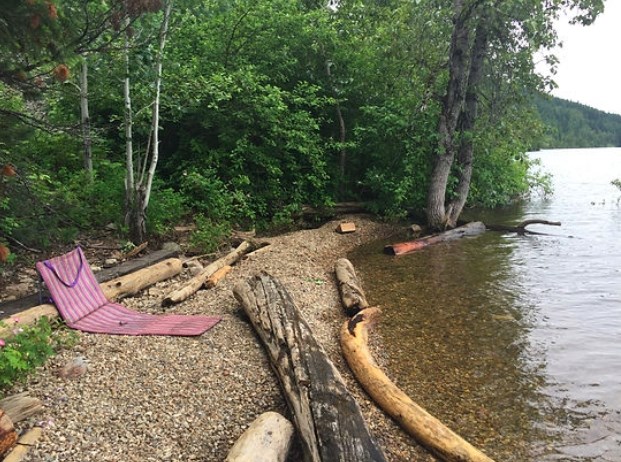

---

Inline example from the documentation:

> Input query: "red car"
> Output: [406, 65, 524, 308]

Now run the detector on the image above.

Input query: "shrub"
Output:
[0, 317, 78, 393]
[189, 214, 232, 254]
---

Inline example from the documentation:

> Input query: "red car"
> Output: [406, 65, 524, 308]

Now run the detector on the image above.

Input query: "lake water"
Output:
[349, 148, 621, 461]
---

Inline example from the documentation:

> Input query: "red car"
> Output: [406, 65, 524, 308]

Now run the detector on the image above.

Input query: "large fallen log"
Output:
[162, 241, 252, 306]
[384, 221, 486, 256]
[0, 258, 183, 338]
[0, 247, 180, 319]
[225, 411, 294, 462]
[233, 273, 386, 462]
[335, 259, 495, 462]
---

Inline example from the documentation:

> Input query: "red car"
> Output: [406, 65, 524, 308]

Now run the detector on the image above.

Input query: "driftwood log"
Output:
[100, 258, 182, 299]
[384, 221, 486, 256]
[2, 427, 43, 462]
[233, 273, 386, 462]
[162, 241, 252, 306]
[0, 258, 183, 338]
[0, 410, 17, 457]
[486, 219, 561, 235]
[335, 258, 370, 316]
[0, 393, 43, 423]
[335, 259, 495, 462]
[225, 411, 294, 462]
[0, 247, 180, 319]
[341, 310, 495, 462]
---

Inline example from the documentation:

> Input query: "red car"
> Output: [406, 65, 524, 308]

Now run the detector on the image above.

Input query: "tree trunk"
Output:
[123, 2, 173, 244]
[384, 221, 485, 256]
[143, 0, 173, 211]
[225, 412, 294, 462]
[123, 11, 137, 241]
[446, 17, 489, 228]
[79, 56, 93, 182]
[426, 0, 471, 230]
[341, 308, 495, 462]
[233, 273, 387, 462]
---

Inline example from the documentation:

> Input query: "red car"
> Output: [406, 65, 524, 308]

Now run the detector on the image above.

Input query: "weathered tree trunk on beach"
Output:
[0, 258, 183, 338]
[384, 221, 486, 256]
[233, 272, 387, 462]
[100, 258, 182, 299]
[162, 241, 252, 306]
[335, 258, 370, 316]
[340, 309, 495, 462]
[225, 411, 294, 462]
[0, 393, 43, 424]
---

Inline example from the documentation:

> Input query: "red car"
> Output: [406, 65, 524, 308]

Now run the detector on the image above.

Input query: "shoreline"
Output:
[7, 216, 435, 462]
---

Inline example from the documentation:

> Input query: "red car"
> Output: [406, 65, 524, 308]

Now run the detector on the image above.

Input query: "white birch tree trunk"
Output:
[79, 56, 93, 182]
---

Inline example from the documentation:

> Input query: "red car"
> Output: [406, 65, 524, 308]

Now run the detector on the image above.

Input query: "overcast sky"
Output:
[549, 2, 621, 115]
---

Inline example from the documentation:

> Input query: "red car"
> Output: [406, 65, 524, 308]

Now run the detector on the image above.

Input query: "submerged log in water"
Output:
[384, 221, 486, 256]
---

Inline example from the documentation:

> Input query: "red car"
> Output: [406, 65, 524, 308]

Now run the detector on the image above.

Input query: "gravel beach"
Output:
[6, 216, 437, 462]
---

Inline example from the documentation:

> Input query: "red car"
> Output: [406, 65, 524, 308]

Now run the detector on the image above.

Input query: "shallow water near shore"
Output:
[349, 148, 621, 461]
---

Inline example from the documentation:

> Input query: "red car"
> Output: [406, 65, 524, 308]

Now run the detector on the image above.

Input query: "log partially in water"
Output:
[341, 308, 495, 462]
[335, 258, 370, 316]
[384, 221, 486, 256]
[335, 258, 496, 462]
[233, 273, 386, 462]
[486, 219, 561, 236]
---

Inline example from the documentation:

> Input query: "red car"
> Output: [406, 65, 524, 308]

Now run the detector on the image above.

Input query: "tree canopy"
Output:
[0, 0, 605, 260]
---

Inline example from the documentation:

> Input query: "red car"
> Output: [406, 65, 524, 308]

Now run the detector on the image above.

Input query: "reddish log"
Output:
[384, 221, 486, 256]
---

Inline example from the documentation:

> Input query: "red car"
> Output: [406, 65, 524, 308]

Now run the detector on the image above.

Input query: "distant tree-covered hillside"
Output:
[535, 95, 621, 148]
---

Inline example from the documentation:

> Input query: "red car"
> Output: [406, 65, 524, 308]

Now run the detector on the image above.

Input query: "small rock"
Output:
[103, 258, 118, 268]
[56, 356, 89, 379]
[162, 242, 181, 252]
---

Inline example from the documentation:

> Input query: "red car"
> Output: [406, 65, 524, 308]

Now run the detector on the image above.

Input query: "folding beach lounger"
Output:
[37, 247, 221, 336]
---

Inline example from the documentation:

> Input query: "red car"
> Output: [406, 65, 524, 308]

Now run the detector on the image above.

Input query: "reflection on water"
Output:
[349, 148, 621, 461]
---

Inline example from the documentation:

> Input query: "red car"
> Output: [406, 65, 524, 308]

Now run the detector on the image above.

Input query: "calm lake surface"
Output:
[349, 148, 621, 461]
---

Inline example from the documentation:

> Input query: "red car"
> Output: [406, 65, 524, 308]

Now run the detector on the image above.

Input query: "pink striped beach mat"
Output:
[36, 247, 221, 336]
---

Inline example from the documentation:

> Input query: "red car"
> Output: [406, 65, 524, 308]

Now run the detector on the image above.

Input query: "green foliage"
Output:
[469, 106, 546, 207]
[534, 94, 621, 148]
[146, 182, 188, 236]
[189, 214, 232, 254]
[0, 317, 78, 392]
[166, 69, 331, 228]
